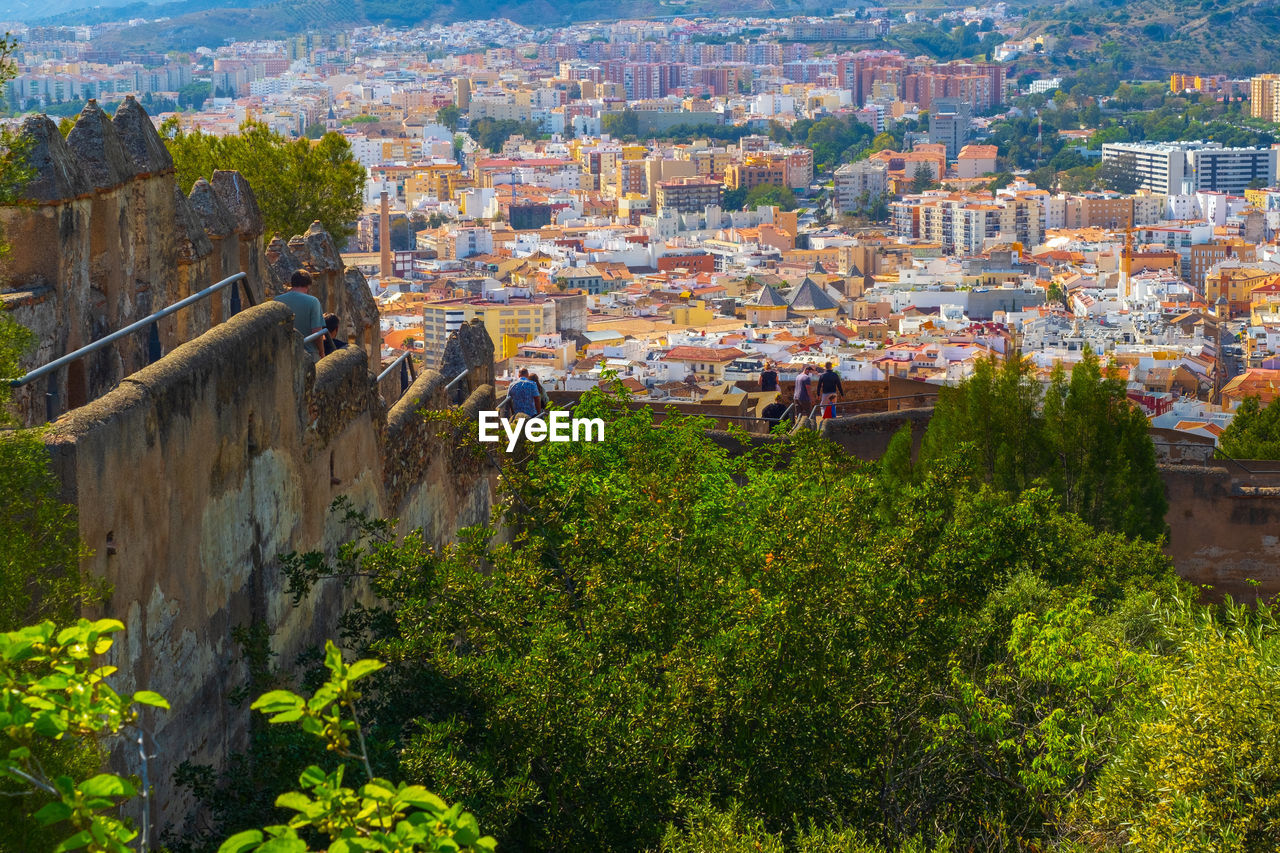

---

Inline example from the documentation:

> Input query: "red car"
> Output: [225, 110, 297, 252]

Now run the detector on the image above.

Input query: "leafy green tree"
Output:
[722, 185, 748, 210]
[1219, 396, 1280, 459]
[921, 350, 1167, 542]
[601, 109, 640, 139]
[468, 117, 547, 152]
[0, 619, 493, 853]
[235, 389, 1176, 852]
[177, 81, 212, 110]
[1073, 597, 1280, 851]
[162, 119, 366, 243]
[436, 104, 462, 132]
[910, 164, 937, 193]
[743, 183, 797, 211]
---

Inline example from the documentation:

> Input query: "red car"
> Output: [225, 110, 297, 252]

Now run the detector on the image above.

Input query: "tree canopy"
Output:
[161, 119, 366, 244]
[160, 382, 1200, 853]
[1219, 396, 1280, 460]
[921, 350, 1168, 542]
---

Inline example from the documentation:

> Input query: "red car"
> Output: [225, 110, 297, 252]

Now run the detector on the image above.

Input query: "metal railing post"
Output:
[147, 322, 162, 364]
[45, 373, 57, 423]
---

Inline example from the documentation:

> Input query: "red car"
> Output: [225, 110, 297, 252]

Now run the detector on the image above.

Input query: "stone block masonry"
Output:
[43, 302, 498, 832]
[0, 98, 269, 426]
[0, 99, 504, 832]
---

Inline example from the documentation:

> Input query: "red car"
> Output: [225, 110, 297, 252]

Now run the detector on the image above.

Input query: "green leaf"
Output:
[32, 712, 68, 737]
[52, 830, 92, 852]
[323, 640, 344, 674]
[131, 690, 170, 710]
[32, 800, 73, 826]
[346, 659, 384, 681]
[251, 690, 303, 713]
[298, 766, 328, 788]
[80, 774, 135, 799]
[216, 829, 265, 853]
[274, 791, 312, 812]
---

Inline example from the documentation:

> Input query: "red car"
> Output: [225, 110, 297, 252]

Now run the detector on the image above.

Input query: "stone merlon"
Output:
[173, 185, 214, 262]
[16, 114, 90, 203]
[211, 170, 263, 236]
[65, 100, 133, 192]
[288, 221, 343, 272]
[111, 95, 173, 177]
[188, 178, 235, 238]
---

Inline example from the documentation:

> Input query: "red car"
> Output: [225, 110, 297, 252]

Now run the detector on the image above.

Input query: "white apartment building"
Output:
[833, 160, 889, 212]
[1101, 141, 1279, 196]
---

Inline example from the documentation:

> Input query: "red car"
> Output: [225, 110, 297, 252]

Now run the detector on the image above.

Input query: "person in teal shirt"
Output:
[275, 270, 325, 356]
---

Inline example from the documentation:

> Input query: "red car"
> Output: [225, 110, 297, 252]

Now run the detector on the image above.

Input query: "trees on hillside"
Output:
[161, 119, 366, 244]
[921, 349, 1168, 542]
[468, 117, 546, 152]
[723, 183, 798, 212]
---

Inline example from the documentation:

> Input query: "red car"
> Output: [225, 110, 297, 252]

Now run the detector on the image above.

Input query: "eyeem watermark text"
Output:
[478, 411, 606, 452]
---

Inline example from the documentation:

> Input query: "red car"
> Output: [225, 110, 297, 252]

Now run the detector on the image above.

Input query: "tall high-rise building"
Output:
[1250, 74, 1280, 122]
[928, 99, 973, 159]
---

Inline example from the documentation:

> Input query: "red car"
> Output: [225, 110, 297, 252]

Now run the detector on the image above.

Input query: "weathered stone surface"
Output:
[211, 169, 263, 236]
[172, 185, 214, 262]
[266, 235, 301, 293]
[343, 267, 381, 335]
[17, 114, 90, 203]
[187, 178, 235, 238]
[111, 95, 173, 176]
[65, 100, 133, 191]
[287, 221, 343, 273]
[441, 318, 497, 394]
[44, 300, 500, 834]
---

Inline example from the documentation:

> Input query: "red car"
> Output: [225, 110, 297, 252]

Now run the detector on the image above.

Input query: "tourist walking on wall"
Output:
[322, 313, 347, 356]
[509, 368, 541, 418]
[760, 362, 778, 392]
[794, 365, 814, 415]
[817, 361, 844, 419]
[275, 270, 325, 357]
[530, 373, 552, 412]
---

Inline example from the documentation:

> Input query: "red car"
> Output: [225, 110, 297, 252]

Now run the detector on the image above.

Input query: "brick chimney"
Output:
[380, 189, 391, 280]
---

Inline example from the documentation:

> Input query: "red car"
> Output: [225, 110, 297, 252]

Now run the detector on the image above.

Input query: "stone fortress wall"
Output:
[0, 99, 500, 830]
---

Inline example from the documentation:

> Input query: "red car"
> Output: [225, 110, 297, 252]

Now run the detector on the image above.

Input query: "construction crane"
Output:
[1117, 224, 1141, 304]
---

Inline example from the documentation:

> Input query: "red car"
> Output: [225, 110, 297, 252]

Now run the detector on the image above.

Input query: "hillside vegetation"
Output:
[1022, 0, 1280, 76]
[71, 0, 827, 50]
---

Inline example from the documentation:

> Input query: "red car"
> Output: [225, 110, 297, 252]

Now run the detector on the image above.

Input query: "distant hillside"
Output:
[27, 0, 831, 50]
[1023, 0, 1280, 77]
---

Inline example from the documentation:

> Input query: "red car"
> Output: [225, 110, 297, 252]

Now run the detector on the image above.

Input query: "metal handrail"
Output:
[444, 369, 469, 392]
[8, 272, 254, 423]
[303, 329, 328, 345]
[530, 399, 578, 421]
[377, 350, 414, 384]
[9, 272, 251, 390]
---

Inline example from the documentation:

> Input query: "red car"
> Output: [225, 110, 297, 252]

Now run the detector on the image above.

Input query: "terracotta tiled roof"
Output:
[663, 346, 748, 363]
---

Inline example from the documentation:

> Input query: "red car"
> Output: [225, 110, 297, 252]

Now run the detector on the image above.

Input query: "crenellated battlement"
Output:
[1, 97, 267, 425]
[1, 99, 504, 834]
